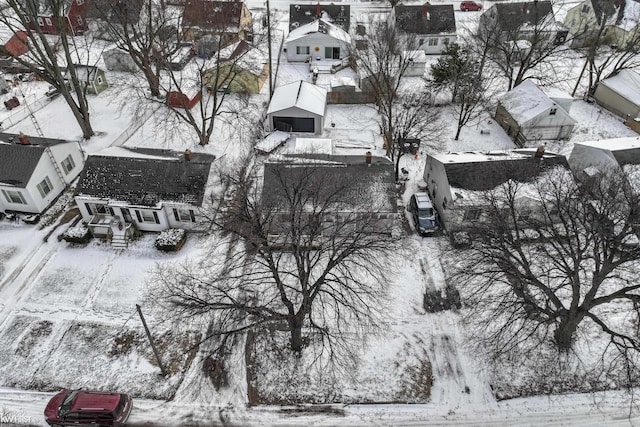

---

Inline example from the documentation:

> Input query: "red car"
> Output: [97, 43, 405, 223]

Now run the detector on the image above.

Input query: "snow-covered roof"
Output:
[573, 136, 640, 152]
[330, 76, 356, 88]
[500, 80, 576, 125]
[267, 81, 327, 117]
[255, 131, 290, 153]
[599, 69, 640, 105]
[552, 0, 584, 24]
[613, 0, 640, 31]
[283, 137, 332, 155]
[286, 18, 352, 44]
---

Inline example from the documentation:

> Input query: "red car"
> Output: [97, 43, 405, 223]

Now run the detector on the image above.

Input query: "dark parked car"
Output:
[409, 192, 438, 235]
[460, 1, 482, 11]
[44, 389, 132, 427]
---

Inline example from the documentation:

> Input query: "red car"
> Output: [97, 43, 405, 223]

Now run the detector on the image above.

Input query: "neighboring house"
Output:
[267, 80, 327, 134]
[594, 68, 640, 119]
[74, 147, 215, 247]
[568, 136, 640, 180]
[204, 41, 269, 94]
[103, 47, 137, 72]
[603, 0, 640, 48]
[182, 0, 253, 47]
[64, 65, 108, 94]
[480, 1, 567, 44]
[262, 154, 397, 243]
[423, 148, 570, 231]
[0, 25, 29, 70]
[289, 3, 350, 32]
[495, 80, 577, 146]
[86, 0, 144, 40]
[554, 0, 614, 47]
[391, 3, 457, 54]
[21, 0, 88, 36]
[166, 87, 201, 109]
[285, 19, 351, 63]
[0, 133, 83, 215]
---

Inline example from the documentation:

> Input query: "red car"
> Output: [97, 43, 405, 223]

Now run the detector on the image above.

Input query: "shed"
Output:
[64, 65, 108, 94]
[167, 88, 201, 109]
[103, 47, 137, 72]
[594, 69, 640, 119]
[267, 81, 327, 134]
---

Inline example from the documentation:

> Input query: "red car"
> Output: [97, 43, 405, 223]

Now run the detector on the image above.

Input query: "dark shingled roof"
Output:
[87, 0, 143, 24]
[289, 4, 350, 31]
[183, 0, 245, 29]
[262, 156, 397, 213]
[394, 3, 456, 35]
[0, 133, 75, 187]
[489, 1, 553, 31]
[76, 148, 215, 207]
[612, 148, 640, 166]
[443, 150, 569, 191]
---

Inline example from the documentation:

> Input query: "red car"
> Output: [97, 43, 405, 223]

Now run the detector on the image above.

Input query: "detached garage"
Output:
[594, 69, 640, 119]
[267, 80, 327, 135]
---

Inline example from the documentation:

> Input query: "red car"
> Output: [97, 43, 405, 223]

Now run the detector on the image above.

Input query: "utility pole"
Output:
[266, 0, 273, 100]
[136, 304, 167, 377]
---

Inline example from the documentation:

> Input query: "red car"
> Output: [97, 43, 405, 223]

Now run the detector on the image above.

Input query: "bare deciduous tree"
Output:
[454, 167, 640, 369]
[0, 0, 97, 138]
[149, 159, 400, 362]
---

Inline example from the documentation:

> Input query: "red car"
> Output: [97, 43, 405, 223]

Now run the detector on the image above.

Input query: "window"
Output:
[173, 208, 196, 222]
[463, 208, 482, 221]
[85, 203, 114, 216]
[76, 15, 83, 25]
[61, 154, 75, 175]
[428, 38, 438, 46]
[76, 0, 85, 4]
[135, 209, 160, 224]
[45, 17, 52, 26]
[550, 107, 557, 115]
[2, 189, 26, 204]
[36, 176, 53, 198]
[25, 15, 30, 22]
[419, 39, 425, 45]
[97, 75, 103, 84]
[296, 46, 310, 55]
[581, 4, 589, 13]
[37, 17, 44, 26]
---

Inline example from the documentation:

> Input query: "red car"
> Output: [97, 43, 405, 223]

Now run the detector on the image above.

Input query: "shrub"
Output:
[155, 228, 187, 251]
[62, 223, 92, 244]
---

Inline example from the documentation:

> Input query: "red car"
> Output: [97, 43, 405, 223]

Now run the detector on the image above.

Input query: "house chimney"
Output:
[18, 132, 29, 145]
[316, 3, 321, 17]
[523, 3, 528, 13]
[184, 149, 192, 161]
[365, 151, 372, 165]
[422, 5, 428, 17]
[534, 144, 545, 158]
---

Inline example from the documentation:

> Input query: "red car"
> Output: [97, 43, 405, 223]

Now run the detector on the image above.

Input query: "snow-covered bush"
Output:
[62, 223, 91, 244]
[451, 231, 471, 248]
[155, 228, 187, 251]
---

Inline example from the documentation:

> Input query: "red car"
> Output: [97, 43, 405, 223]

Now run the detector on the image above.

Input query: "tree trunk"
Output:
[553, 313, 584, 351]
[289, 318, 304, 354]
[143, 66, 161, 98]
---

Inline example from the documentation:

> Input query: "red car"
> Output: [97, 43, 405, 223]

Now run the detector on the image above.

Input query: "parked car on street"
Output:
[44, 389, 132, 427]
[460, 1, 482, 11]
[408, 192, 438, 235]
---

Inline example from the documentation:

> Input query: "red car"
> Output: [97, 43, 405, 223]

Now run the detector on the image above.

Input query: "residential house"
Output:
[86, 0, 144, 40]
[285, 18, 351, 65]
[568, 136, 640, 181]
[480, 1, 567, 44]
[262, 154, 397, 244]
[495, 80, 577, 146]
[423, 148, 569, 231]
[267, 80, 327, 134]
[74, 147, 215, 247]
[22, 0, 88, 36]
[103, 47, 137, 72]
[594, 69, 640, 119]
[554, 0, 615, 47]
[64, 65, 108, 94]
[603, 0, 640, 48]
[391, 3, 457, 54]
[0, 24, 29, 70]
[182, 0, 252, 48]
[205, 41, 269, 94]
[0, 133, 83, 215]
[289, 3, 350, 32]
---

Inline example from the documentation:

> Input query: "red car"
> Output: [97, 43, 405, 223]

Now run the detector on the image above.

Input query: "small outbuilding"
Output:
[267, 80, 327, 134]
[167, 87, 201, 109]
[594, 69, 640, 120]
[64, 65, 108, 94]
[103, 47, 137, 72]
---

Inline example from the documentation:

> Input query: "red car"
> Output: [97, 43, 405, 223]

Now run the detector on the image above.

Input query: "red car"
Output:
[460, 1, 482, 11]
[44, 389, 132, 427]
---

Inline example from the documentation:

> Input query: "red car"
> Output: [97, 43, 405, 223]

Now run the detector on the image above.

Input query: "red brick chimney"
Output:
[534, 145, 545, 158]
[316, 3, 321, 17]
[18, 132, 29, 145]
[184, 149, 192, 161]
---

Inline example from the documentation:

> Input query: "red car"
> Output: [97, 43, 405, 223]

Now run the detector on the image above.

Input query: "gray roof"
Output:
[441, 150, 569, 191]
[262, 156, 396, 213]
[289, 3, 350, 31]
[489, 1, 553, 31]
[0, 133, 75, 187]
[76, 148, 215, 206]
[87, 0, 143, 24]
[394, 3, 456, 35]
[612, 149, 640, 166]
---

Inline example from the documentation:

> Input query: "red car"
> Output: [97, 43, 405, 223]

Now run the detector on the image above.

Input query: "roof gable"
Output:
[500, 80, 576, 124]
[267, 80, 327, 117]
[394, 3, 456, 35]
[289, 3, 350, 31]
[286, 18, 351, 43]
[76, 147, 215, 206]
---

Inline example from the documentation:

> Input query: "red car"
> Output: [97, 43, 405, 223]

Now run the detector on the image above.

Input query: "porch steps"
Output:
[111, 235, 128, 249]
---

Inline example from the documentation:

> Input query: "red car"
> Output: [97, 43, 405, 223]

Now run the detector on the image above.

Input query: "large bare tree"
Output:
[454, 167, 640, 371]
[0, 0, 96, 138]
[149, 159, 400, 361]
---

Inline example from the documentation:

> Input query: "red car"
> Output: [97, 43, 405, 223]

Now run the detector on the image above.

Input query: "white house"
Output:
[267, 80, 327, 134]
[568, 136, 640, 181]
[594, 69, 640, 120]
[423, 148, 570, 231]
[495, 80, 577, 146]
[0, 133, 83, 215]
[74, 147, 215, 247]
[285, 18, 351, 63]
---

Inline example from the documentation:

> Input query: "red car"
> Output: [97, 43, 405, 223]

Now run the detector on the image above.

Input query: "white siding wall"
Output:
[285, 32, 350, 62]
[522, 107, 576, 140]
[418, 34, 457, 54]
[423, 156, 453, 227]
[0, 184, 37, 213]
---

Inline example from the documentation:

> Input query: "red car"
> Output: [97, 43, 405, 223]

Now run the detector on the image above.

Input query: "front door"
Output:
[120, 208, 132, 223]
